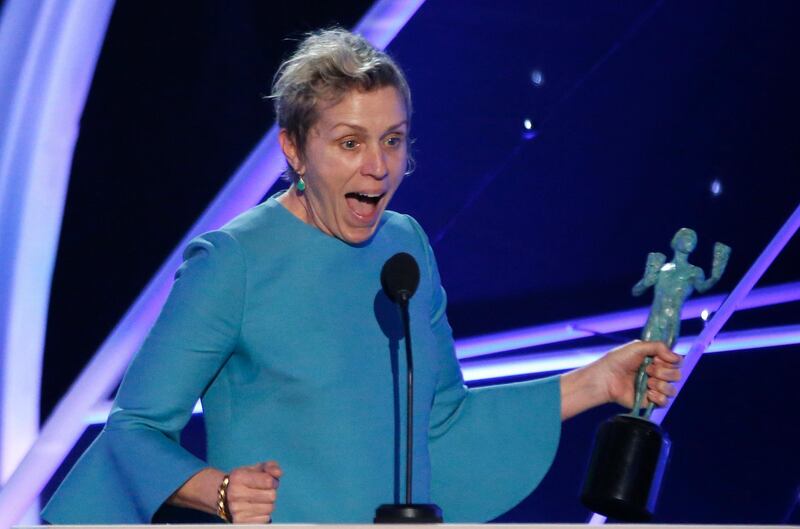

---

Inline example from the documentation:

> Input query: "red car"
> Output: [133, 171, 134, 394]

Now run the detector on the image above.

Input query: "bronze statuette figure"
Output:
[581, 228, 730, 521]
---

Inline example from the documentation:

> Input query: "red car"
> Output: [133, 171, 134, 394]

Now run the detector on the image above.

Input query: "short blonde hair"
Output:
[270, 28, 412, 181]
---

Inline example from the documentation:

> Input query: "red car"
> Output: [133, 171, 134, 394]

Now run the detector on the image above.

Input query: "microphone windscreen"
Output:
[381, 252, 420, 302]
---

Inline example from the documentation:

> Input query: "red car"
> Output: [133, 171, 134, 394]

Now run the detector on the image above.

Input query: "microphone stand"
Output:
[374, 292, 443, 524]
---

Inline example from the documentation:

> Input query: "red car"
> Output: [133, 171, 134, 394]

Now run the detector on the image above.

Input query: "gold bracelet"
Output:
[216, 474, 231, 523]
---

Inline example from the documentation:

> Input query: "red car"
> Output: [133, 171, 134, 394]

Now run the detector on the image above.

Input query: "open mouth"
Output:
[345, 192, 386, 221]
[345, 192, 384, 204]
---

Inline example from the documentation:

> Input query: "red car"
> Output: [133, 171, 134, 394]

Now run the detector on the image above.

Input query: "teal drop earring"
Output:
[296, 176, 306, 192]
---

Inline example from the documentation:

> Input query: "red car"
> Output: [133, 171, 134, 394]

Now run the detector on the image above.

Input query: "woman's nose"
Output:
[362, 143, 388, 179]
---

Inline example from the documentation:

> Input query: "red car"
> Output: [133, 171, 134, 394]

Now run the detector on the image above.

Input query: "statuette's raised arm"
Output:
[694, 242, 731, 293]
[632, 252, 666, 297]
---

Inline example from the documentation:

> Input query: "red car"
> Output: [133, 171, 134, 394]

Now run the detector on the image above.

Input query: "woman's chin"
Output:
[337, 206, 386, 243]
[339, 227, 376, 245]
[334, 218, 381, 244]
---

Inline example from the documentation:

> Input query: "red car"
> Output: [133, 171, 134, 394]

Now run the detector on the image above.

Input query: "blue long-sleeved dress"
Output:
[42, 196, 561, 524]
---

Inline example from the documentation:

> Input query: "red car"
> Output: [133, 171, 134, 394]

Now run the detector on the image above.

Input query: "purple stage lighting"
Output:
[455, 280, 800, 359]
[460, 324, 800, 382]
[0, 0, 115, 526]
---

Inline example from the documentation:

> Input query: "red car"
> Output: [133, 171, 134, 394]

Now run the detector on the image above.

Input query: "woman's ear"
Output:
[278, 129, 305, 175]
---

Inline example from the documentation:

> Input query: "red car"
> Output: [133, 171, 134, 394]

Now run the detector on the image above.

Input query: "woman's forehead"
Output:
[314, 87, 407, 133]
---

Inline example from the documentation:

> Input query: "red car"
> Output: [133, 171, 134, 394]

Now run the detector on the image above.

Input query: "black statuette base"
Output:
[374, 504, 443, 524]
[581, 414, 670, 522]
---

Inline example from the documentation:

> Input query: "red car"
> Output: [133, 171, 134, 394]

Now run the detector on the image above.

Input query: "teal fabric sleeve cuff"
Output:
[42, 230, 246, 523]
[41, 428, 208, 524]
[429, 375, 561, 522]
[407, 213, 562, 521]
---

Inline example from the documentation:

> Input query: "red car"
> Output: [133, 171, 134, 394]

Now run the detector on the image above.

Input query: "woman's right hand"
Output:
[168, 461, 282, 522]
[225, 461, 282, 523]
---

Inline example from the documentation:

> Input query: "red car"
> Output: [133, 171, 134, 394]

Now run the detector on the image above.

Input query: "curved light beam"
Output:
[456, 280, 800, 359]
[459, 324, 800, 382]
[0, 0, 114, 525]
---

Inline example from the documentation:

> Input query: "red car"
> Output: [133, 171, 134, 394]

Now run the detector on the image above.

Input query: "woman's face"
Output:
[282, 86, 409, 244]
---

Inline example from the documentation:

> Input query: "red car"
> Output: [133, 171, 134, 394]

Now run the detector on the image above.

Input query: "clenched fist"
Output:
[225, 461, 282, 524]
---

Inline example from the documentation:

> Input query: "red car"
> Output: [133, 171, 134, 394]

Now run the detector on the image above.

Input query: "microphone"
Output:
[380, 252, 420, 305]
[374, 253, 443, 524]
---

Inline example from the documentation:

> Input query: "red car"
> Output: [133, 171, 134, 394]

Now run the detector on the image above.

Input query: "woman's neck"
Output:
[277, 185, 310, 223]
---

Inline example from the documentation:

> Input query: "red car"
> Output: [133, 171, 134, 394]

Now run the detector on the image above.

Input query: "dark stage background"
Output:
[41, 0, 799, 524]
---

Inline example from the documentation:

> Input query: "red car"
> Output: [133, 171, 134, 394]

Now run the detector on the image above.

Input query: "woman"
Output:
[42, 29, 680, 524]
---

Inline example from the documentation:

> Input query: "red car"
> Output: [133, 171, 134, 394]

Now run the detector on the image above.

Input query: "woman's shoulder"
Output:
[219, 198, 286, 239]
[177, 199, 289, 274]
[380, 210, 430, 245]
[376, 210, 438, 277]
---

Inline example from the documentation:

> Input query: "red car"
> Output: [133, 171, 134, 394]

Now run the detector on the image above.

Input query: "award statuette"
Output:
[581, 228, 731, 521]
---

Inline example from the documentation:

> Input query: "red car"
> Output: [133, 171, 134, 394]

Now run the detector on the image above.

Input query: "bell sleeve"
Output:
[41, 230, 247, 524]
[411, 220, 561, 522]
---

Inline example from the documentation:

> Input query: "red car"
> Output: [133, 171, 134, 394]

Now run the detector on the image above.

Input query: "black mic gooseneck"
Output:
[374, 253, 442, 524]
[397, 291, 414, 506]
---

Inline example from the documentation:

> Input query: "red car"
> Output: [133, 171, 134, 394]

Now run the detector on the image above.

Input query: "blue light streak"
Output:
[0, 0, 114, 526]
[459, 324, 800, 382]
[455, 281, 800, 359]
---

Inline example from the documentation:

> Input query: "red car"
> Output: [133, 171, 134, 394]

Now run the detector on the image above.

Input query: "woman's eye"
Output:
[341, 139, 359, 150]
[386, 136, 403, 147]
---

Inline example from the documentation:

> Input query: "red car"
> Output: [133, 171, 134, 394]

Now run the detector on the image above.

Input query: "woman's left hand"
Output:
[601, 340, 682, 409]
[560, 340, 682, 420]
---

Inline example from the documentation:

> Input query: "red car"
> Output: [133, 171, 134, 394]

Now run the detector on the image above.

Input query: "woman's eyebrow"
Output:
[383, 120, 408, 134]
[329, 120, 408, 134]
[330, 122, 367, 133]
